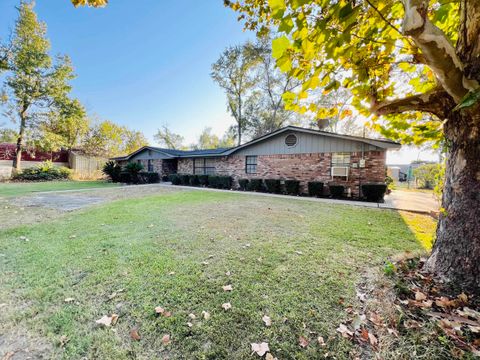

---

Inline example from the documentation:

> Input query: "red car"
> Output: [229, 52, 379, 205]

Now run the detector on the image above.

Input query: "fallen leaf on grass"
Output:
[415, 291, 427, 301]
[369, 313, 383, 327]
[59, 335, 69, 348]
[201, 261, 209, 265]
[187, 322, 193, 328]
[222, 285, 233, 292]
[155, 307, 171, 317]
[222, 302, 232, 310]
[318, 336, 326, 346]
[265, 353, 277, 360]
[155, 306, 165, 315]
[130, 328, 141, 341]
[336, 324, 353, 338]
[202, 311, 211, 320]
[299, 336, 309, 348]
[188, 313, 196, 320]
[360, 328, 369, 342]
[64, 298, 75, 303]
[262, 315, 271, 327]
[168, 272, 175, 275]
[162, 334, 170, 345]
[225, 271, 231, 276]
[2, 351, 14, 360]
[95, 314, 118, 327]
[295, 251, 303, 255]
[251, 342, 269, 356]
[368, 333, 378, 347]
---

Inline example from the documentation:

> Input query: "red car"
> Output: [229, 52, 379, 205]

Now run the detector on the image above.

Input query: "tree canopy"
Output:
[224, 0, 474, 145]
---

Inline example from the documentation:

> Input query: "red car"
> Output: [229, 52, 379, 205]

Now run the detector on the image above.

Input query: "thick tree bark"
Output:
[426, 110, 480, 293]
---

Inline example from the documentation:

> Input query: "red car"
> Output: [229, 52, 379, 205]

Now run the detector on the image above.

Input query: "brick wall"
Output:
[177, 151, 387, 197]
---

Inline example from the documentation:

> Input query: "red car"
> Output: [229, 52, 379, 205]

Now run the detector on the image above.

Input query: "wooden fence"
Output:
[69, 151, 107, 180]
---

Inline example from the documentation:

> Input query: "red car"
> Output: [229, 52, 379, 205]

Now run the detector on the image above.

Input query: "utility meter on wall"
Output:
[359, 159, 366, 168]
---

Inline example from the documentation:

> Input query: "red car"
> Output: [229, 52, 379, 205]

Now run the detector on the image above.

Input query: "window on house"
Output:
[245, 156, 257, 174]
[331, 152, 350, 179]
[332, 153, 351, 166]
[147, 159, 153, 172]
[194, 158, 216, 175]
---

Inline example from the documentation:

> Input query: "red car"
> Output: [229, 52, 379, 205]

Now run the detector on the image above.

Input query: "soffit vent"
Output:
[285, 134, 298, 147]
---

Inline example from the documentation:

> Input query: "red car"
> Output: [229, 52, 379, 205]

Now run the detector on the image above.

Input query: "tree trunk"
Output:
[12, 114, 26, 172]
[426, 111, 480, 293]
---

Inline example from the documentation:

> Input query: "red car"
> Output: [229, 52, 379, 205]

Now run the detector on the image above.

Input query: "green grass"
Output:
[0, 190, 433, 359]
[0, 180, 118, 197]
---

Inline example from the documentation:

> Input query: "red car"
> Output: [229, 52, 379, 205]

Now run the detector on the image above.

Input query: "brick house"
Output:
[113, 126, 400, 197]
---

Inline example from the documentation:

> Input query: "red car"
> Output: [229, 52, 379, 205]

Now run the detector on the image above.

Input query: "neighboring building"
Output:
[0, 143, 69, 179]
[0, 144, 108, 180]
[113, 126, 401, 197]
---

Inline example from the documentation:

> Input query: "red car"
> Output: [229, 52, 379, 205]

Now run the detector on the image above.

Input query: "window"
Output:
[285, 134, 297, 147]
[194, 158, 216, 175]
[332, 153, 351, 166]
[331, 152, 350, 179]
[245, 156, 257, 174]
[147, 159, 153, 172]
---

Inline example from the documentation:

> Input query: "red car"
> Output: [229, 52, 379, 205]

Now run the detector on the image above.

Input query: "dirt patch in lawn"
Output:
[0, 185, 186, 230]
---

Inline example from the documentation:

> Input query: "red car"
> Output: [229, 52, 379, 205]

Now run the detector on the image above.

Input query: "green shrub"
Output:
[329, 184, 345, 198]
[413, 163, 443, 189]
[361, 183, 387, 202]
[284, 180, 300, 195]
[124, 162, 144, 184]
[247, 178, 264, 192]
[264, 179, 282, 193]
[179, 174, 190, 185]
[308, 181, 324, 197]
[169, 174, 181, 185]
[13, 161, 72, 181]
[138, 172, 160, 184]
[198, 175, 209, 186]
[161, 175, 169, 182]
[208, 175, 232, 189]
[102, 161, 122, 182]
[189, 175, 200, 186]
[119, 171, 131, 184]
[238, 179, 249, 191]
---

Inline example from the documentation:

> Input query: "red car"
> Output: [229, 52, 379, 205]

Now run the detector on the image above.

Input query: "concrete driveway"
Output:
[382, 190, 440, 213]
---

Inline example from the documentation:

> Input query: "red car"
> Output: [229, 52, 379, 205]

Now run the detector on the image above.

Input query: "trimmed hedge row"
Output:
[361, 183, 387, 202]
[168, 174, 233, 189]
[167, 174, 387, 201]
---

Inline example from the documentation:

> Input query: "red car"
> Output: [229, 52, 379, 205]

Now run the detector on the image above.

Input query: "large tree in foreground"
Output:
[224, 0, 480, 292]
[72, 0, 480, 291]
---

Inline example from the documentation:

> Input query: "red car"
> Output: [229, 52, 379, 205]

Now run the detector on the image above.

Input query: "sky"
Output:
[0, 0, 438, 164]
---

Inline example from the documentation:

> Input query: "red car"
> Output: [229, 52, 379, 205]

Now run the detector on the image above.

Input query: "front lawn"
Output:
[0, 190, 434, 359]
[0, 180, 118, 197]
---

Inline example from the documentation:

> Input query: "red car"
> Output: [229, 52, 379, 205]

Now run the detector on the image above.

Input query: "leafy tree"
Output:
[154, 124, 185, 150]
[123, 129, 149, 155]
[246, 38, 300, 138]
[0, 128, 18, 143]
[194, 127, 220, 150]
[225, 0, 480, 291]
[1, 2, 82, 170]
[211, 44, 260, 145]
[414, 163, 443, 190]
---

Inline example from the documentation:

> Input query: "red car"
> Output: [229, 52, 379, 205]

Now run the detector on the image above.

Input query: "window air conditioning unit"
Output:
[331, 166, 349, 179]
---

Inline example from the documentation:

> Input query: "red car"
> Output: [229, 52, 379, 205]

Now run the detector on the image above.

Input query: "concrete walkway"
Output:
[383, 189, 439, 213]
